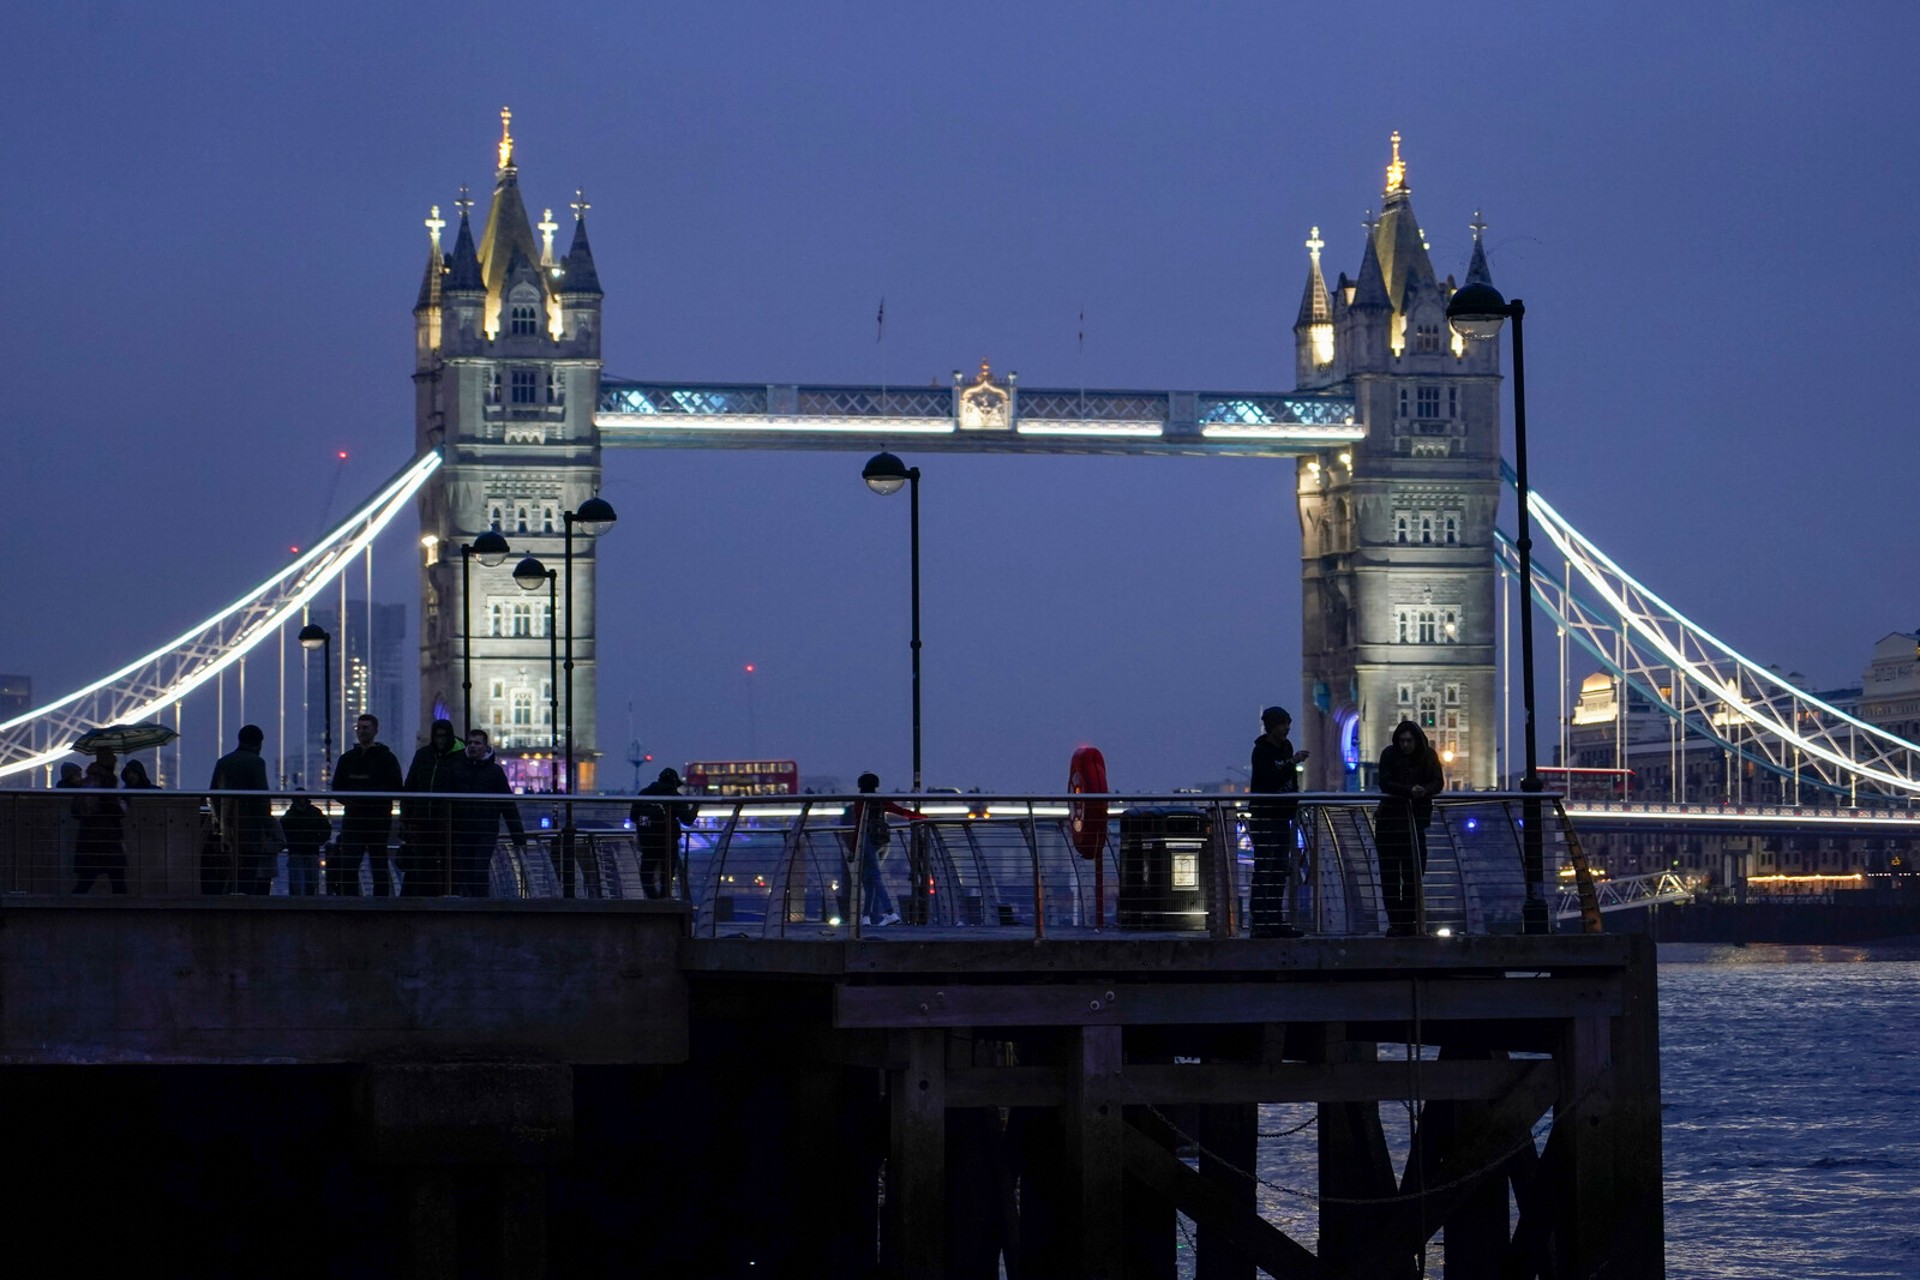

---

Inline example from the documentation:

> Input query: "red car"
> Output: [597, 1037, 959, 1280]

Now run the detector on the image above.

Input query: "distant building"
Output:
[0, 674, 28, 719]
[1858, 631, 1920, 742]
[303, 603, 407, 784]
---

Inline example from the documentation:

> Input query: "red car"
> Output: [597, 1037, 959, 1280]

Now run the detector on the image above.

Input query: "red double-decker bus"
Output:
[1537, 766, 1634, 802]
[683, 759, 799, 797]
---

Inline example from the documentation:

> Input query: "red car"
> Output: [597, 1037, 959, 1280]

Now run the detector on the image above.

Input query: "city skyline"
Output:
[5, 3, 1915, 791]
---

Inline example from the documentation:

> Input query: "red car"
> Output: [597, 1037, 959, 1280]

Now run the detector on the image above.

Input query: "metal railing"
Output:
[1, 788, 1577, 939]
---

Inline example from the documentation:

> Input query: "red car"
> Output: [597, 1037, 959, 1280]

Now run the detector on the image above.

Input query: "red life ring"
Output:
[1068, 745, 1109, 860]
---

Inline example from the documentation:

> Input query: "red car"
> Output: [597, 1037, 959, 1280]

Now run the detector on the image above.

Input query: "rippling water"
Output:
[1660, 944, 1920, 1279]
[1187, 943, 1920, 1277]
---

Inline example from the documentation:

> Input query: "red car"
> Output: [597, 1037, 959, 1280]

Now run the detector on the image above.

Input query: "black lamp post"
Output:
[560, 496, 617, 896]
[298, 624, 333, 778]
[1447, 282, 1549, 934]
[513, 555, 561, 795]
[461, 530, 512, 734]
[862, 452, 923, 793]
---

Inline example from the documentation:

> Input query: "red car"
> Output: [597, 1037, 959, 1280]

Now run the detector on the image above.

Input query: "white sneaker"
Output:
[876, 912, 902, 927]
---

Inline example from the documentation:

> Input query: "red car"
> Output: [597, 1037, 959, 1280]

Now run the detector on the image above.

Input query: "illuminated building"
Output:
[1294, 134, 1501, 789]
[412, 109, 607, 785]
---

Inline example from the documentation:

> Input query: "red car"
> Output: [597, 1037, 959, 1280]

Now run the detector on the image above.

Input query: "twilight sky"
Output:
[4, 2, 1915, 792]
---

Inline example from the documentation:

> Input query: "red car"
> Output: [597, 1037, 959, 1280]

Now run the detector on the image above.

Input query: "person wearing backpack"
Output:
[846, 772, 923, 927]
[630, 767, 698, 900]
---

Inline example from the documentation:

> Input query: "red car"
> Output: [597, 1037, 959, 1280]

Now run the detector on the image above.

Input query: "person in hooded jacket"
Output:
[1374, 719, 1446, 936]
[450, 728, 526, 897]
[331, 713, 403, 896]
[1249, 705, 1310, 938]
[279, 790, 333, 897]
[401, 719, 464, 896]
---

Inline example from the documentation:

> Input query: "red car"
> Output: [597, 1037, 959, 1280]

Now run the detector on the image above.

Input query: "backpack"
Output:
[862, 799, 891, 855]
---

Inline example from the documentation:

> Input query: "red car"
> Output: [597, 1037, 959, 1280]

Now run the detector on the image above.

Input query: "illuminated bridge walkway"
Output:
[1, 405, 1917, 799]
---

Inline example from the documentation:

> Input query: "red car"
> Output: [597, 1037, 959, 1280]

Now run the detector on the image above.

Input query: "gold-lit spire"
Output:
[1306, 225, 1325, 266]
[1385, 130, 1407, 195]
[425, 205, 446, 253]
[538, 207, 558, 265]
[497, 106, 515, 171]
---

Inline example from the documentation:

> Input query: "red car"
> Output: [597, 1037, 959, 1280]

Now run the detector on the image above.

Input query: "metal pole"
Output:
[562, 516, 576, 896]
[1509, 300, 1548, 934]
[461, 545, 473, 736]
[909, 467, 923, 793]
[547, 570, 560, 795]
[321, 632, 334, 771]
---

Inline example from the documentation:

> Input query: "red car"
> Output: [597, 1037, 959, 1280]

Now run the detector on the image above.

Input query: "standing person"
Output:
[630, 767, 698, 901]
[1249, 706, 1310, 938]
[400, 719, 464, 896]
[1374, 720, 1446, 936]
[209, 725, 274, 894]
[54, 762, 85, 892]
[331, 714, 403, 896]
[279, 790, 333, 897]
[847, 772, 924, 927]
[450, 728, 527, 897]
[119, 759, 157, 790]
[72, 751, 128, 895]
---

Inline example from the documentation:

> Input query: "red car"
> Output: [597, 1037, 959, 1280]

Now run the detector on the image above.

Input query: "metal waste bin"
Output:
[1117, 807, 1210, 930]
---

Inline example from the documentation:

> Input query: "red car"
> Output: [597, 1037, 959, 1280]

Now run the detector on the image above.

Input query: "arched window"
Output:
[510, 304, 539, 336]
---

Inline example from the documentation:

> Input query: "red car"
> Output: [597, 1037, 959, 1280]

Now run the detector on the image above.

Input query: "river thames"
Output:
[1224, 941, 1920, 1278]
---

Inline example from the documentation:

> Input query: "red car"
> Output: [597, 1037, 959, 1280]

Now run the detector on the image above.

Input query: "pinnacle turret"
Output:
[444, 199, 483, 294]
[560, 192, 603, 297]
[1464, 210, 1494, 288]
[1294, 226, 1332, 329]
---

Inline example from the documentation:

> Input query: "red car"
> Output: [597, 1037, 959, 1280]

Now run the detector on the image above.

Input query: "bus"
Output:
[683, 759, 799, 797]
[1536, 766, 1634, 803]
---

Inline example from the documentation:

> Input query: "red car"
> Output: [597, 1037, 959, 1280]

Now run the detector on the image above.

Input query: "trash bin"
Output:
[1117, 807, 1210, 930]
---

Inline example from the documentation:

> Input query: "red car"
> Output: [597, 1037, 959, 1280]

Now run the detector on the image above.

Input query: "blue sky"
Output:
[4, 2, 1914, 789]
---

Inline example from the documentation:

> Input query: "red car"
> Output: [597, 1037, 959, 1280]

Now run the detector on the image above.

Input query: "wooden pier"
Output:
[0, 898, 1662, 1277]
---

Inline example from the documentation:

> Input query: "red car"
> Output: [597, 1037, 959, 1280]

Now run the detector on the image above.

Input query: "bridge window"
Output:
[1417, 694, 1439, 729]
[541, 502, 558, 533]
[511, 687, 535, 725]
[511, 370, 538, 405]
[1445, 683, 1461, 706]
[1414, 324, 1441, 354]
[510, 305, 539, 337]
[1447, 386, 1458, 418]
[1397, 684, 1414, 707]
[1398, 387, 1409, 419]
[1443, 513, 1460, 545]
[514, 503, 531, 533]
[1416, 386, 1440, 418]
[1394, 606, 1461, 644]
[1394, 512, 1410, 544]
[547, 369, 565, 405]
[486, 369, 502, 405]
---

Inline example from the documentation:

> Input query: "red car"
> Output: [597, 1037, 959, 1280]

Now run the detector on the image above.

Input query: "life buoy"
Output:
[1068, 745, 1109, 860]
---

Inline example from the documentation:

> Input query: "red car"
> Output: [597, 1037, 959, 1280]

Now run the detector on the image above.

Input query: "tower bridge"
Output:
[4, 116, 1917, 812]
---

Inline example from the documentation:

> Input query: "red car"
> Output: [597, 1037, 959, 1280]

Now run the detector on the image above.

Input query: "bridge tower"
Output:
[1294, 135, 1502, 789]
[412, 110, 606, 786]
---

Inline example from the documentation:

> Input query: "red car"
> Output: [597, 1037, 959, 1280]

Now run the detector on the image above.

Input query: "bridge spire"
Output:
[1464, 209, 1494, 287]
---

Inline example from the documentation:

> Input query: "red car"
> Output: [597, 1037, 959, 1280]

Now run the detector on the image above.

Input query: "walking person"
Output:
[846, 772, 924, 927]
[630, 767, 697, 900]
[1374, 720, 1446, 936]
[54, 762, 85, 892]
[279, 790, 333, 897]
[209, 725, 274, 894]
[450, 729, 527, 898]
[331, 714, 403, 895]
[400, 719, 464, 896]
[1249, 706, 1310, 938]
[72, 751, 128, 895]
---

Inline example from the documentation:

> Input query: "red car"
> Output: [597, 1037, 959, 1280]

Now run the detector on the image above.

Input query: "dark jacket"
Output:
[332, 742, 402, 839]
[402, 726, 465, 842]
[279, 796, 334, 852]
[209, 745, 272, 848]
[630, 777, 697, 844]
[452, 751, 527, 851]
[1376, 720, 1446, 827]
[1250, 733, 1302, 796]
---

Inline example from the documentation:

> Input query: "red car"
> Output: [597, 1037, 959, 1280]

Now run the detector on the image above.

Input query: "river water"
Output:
[1217, 942, 1920, 1277]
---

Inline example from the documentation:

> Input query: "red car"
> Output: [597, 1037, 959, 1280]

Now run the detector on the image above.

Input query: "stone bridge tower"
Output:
[412, 110, 607, 788]
[1293, 135, 1502, 790]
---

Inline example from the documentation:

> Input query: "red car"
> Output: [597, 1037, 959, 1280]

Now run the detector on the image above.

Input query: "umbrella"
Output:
[72, 722, 180, 756]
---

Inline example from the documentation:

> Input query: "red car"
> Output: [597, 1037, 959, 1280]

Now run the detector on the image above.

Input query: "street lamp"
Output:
[1447, 281, 1549, 934]
[513, 554, 561, 794]
[862, 452, 923, 792]
[297, 624, 333, 777]
[461, 529, 512, 735]
[560, 496, 617, 896]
